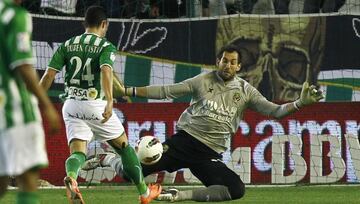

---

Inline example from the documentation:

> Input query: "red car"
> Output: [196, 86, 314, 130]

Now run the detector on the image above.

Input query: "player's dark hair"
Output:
[84, 6, 107, 28]
[216, 44, 242, 63]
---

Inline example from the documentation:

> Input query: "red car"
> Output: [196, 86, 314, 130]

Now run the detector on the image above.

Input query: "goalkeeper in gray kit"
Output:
[83, 44, 324, 202]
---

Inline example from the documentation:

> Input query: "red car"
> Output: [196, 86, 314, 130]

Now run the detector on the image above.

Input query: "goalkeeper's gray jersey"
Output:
[146, 71, 293, 153]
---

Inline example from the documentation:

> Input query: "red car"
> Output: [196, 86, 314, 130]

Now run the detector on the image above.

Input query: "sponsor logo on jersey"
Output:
[88, 88, 98, 99]
[17, 32, 30, 52]
[68, 86, 98, 100]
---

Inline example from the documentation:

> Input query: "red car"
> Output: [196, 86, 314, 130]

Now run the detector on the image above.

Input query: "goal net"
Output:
[28, 0, 360, 187]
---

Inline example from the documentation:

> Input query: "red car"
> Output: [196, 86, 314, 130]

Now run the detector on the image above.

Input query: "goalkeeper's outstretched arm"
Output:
[116, 82, 192, 100]
[249, 82, 324, 119]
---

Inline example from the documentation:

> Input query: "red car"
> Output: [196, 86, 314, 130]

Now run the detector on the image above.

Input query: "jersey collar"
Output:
[214, 71, 243, 88]
[84, 32, 101, 37]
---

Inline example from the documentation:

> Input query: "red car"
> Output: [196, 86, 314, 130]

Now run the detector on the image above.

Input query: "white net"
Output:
[28, 0, 360, 186]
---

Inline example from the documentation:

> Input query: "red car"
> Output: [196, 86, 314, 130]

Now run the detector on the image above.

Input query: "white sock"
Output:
[108, 155, 124, 177]
[178, 190, 192, 201]
[102, 153, 116, 166]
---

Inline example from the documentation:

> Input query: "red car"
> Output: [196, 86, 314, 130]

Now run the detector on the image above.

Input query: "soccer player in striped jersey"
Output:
[95, 44, 324, 202]
[0, 0, 61, 203]
[39, 5, 161, 204]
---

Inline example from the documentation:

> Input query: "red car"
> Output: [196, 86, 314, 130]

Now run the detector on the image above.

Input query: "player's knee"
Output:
[228, 178, 245, 200]
[108, 133, 129, 150]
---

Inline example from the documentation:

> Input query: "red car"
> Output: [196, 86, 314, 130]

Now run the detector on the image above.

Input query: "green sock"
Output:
[16, 192, 39, 204]
[65, 152, 86, 180]
[115, 145, 147, 195]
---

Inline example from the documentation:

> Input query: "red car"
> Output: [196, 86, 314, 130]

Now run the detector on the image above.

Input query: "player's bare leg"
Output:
[107, 133, 161, 204]
[64, 139, 87, 204]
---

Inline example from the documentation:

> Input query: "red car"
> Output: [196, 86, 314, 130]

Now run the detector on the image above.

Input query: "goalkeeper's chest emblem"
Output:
[233, 92, 242, 102]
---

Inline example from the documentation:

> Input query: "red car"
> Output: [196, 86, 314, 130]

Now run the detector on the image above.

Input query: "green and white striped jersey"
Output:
[48, 33, 117, 101]
[0, 1, 39, 129]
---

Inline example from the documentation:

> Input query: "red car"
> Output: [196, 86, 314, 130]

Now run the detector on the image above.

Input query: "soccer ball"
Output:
[136, 136, 163, 165]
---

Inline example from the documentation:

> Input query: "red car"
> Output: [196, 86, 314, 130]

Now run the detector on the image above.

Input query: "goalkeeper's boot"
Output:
[82, 152, 116, 171]
[156, 188, 179, 202]
[139, 183, 162, 204]
[64, 176, 85, 204]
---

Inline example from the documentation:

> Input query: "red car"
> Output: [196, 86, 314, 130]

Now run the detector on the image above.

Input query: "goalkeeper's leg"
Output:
[107, 133, 161, 204]
[158, 163, 245, 202]
[186, 161, 245, 202]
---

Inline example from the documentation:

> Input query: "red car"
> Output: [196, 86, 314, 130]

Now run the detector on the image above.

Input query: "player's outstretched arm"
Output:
[250, 82, 324, 119]
[121, 82, 192, 99]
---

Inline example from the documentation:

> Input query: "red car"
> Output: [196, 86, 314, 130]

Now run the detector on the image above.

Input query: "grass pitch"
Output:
[1, 185, 359, 203]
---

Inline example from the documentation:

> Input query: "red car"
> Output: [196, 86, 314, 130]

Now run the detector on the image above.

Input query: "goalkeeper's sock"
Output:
[65, 152, 86, 180]
[177, 189, 192, 201]
[114, 145, 148, 195]
[189, 185, 232, 202]
[108, 155, 125, 178]
[102, 153, 116, 166]
[16, 192, 40, 204]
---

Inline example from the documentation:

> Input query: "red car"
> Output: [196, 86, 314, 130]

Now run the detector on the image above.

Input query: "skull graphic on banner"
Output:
[216, 16, 326, 102]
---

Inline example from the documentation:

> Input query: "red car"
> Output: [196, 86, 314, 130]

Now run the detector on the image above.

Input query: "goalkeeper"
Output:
[87, 44, 324, 202]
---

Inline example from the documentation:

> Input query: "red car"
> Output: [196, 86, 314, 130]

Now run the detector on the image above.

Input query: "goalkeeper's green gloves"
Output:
[295, 82, 325, 109]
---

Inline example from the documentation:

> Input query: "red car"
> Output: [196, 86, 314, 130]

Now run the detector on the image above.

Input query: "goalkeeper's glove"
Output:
[295, 82, 324, 108]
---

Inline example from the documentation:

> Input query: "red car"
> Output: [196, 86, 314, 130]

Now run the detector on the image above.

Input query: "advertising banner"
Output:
[41, 102, 360, 186]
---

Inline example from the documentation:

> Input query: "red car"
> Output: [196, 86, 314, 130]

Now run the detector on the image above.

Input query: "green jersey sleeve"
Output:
[7, 9, 34, 70]
[48, 43, 66, 71]
[99, 44, 116, 69]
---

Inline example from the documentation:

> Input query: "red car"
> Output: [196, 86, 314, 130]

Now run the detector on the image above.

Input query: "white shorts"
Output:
[0, 122, 48, 176]
[62, 99, 124, 144]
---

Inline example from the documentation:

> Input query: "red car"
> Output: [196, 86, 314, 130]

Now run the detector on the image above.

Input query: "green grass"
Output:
[1, 186, 359, 203]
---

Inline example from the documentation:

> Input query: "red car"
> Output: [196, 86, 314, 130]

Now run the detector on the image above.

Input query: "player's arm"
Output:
[120, 74, 200, 99]
[39, 68, 57, 91]
[294, 82, 324, 108]
[99, 45, 117, 123]
[113, 72, 125, 98]
[122, 82, 192, 99]
[249, 82, 324, 119]
[40, 44, 65, 91]
[16, 65, 50, 105]
[15, 65, 60, 133]
[101, 65, 113, 123]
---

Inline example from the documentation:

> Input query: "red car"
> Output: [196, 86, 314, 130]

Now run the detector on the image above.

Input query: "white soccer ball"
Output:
[136, 136, 163, 165]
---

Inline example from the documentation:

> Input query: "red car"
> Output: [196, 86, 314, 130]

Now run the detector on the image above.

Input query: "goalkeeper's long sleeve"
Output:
[145, 82, 192, 99]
